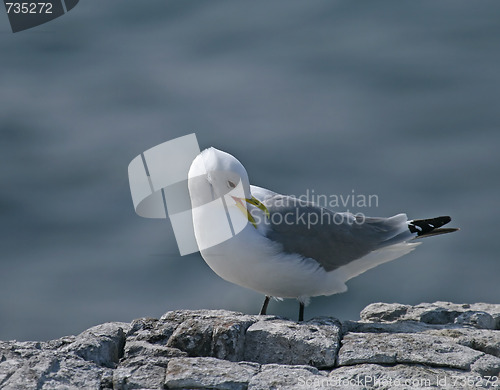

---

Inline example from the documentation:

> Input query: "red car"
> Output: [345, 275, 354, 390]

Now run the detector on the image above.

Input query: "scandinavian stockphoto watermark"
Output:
[291, 188, 378, 210]
[128, 134, 380, 256]
[246, 189, 378, 230]
[298, 374, 500, 388]
[3, 0, 79, 32]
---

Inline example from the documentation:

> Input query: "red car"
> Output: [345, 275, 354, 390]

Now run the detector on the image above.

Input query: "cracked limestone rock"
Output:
[0, 302, 499, 389]
[244, 317, 341, 368]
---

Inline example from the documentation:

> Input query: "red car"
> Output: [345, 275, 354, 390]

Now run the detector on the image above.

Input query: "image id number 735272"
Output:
[5, 2, 53, 14]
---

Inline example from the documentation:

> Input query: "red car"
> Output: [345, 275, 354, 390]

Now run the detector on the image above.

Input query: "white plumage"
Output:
[188, 147, 457, 320]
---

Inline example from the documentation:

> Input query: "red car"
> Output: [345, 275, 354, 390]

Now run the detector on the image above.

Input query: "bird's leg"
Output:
[298, 301, 305, 322]
[260, 295, 271, 315]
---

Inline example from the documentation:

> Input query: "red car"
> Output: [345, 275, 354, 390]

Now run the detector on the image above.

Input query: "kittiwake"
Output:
[188, 147, 458, 321]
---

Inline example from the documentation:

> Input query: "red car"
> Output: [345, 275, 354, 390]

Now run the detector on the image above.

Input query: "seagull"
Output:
[187, 147, 458, 321]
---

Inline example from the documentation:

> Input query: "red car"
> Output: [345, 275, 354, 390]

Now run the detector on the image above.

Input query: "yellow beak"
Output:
[231, 195, 270, 228]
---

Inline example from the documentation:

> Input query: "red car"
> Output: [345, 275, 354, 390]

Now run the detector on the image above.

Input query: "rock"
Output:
[113, 361, 166, 390]
[165, 357, 259, 390]
[113, 340, 188, 389]
[427, 327, 500, 358]
[1, 302, 499, 389]
[359, 303, 410, 322]
[122, 340, 187, 363]
[126, 317, 176, 344]
[472, 303, 500, 329]
[329, 363, 499, 390]
[63, 322, 129, 368]
[361, 301, 500, 330]
[244, 317, 341, 368]
[0, 343, 110, 390]
[455, 311, 496, 329]
[471, 354, 500, 377]
[163, 310, 261, 361]
[342, 318, 433, 334]
[248, 364, 326, 390]
[337, 332, 495, 372]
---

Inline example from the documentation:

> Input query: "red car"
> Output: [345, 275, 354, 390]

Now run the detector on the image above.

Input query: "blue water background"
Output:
[0, 1, 499, 340]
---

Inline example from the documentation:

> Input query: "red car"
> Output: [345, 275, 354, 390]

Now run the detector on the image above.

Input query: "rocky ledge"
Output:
[1, 302, 499, 390]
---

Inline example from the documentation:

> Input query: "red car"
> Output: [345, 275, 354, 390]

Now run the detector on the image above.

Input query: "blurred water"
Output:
[1, 0, 499, 340]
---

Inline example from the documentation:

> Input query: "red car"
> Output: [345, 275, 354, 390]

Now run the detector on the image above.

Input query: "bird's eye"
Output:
[227, 180, 236, 189]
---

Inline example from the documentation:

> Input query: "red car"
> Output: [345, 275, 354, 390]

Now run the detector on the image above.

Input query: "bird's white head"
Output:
[188, 148, 269, 229]
[188, 147, 251, 202]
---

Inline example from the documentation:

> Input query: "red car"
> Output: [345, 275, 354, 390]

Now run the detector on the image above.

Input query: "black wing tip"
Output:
[408, 216, 456, 236]
[413, 227, 459, 239]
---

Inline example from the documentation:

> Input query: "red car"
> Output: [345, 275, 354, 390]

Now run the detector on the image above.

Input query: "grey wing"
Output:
[262, 195, 410, 272]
